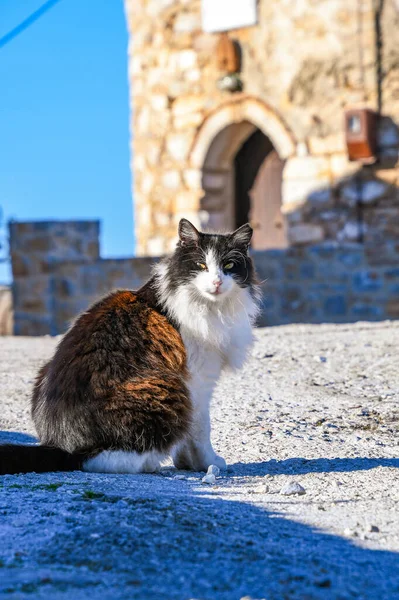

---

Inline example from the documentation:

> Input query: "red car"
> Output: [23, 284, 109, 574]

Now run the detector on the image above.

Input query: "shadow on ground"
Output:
[0, 449, 398, 599]
[229, 457, 399, 477]
[0, 431, 38, 445]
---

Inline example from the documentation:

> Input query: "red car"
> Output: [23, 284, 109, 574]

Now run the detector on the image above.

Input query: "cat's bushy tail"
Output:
[0, 444, 85, 475]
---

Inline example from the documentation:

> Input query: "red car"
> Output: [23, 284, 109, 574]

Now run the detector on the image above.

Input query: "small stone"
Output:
[314, 355, 327, 363]
[280, 481, 306, 496]
[173, 474, 186, 480]
[344, 528, 359, 537]
[207, 465, 220, 477]
[202, 473, 216, 485]
[369, 524, 380, 533]
[254, 484, 269, 494]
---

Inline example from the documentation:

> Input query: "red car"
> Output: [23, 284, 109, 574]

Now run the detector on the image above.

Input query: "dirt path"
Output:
[1, 322, 398, 599]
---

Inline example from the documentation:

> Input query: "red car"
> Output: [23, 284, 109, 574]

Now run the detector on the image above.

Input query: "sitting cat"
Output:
[0, 219, 260, 475]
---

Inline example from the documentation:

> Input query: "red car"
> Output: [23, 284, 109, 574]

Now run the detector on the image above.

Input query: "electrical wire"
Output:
[0, 0, 63, 50]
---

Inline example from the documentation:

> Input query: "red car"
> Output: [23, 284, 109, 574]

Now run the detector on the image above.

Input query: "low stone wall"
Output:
[9, 219, 399, 335]
[254, 243, 399, 326]
[10, 221, 100, 336]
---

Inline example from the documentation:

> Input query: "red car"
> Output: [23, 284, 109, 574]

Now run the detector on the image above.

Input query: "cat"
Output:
[0, 219, 260, 475]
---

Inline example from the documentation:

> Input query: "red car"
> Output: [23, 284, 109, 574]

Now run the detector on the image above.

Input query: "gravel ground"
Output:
[0, 322, 399, 600]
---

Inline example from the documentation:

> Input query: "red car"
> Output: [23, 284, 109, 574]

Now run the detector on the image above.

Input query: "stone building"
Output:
[124, 0, 399, 255]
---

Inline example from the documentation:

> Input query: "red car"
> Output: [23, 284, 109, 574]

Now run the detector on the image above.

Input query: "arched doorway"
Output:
[199, 122, 287, 249]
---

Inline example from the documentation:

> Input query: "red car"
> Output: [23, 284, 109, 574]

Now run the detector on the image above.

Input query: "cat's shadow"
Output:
[228, 456, 399, 477]
[0, 431, 38, 445]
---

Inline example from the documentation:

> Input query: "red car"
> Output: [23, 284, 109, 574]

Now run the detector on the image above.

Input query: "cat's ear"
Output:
[178, 219, 200, 246]
[230, 223, 253, 249]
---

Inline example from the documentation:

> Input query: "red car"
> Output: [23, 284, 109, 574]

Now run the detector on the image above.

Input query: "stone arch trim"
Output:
[190, 96, 296, 168]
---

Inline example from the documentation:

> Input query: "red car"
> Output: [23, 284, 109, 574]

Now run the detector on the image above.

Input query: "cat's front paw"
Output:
[173, 442, 227, 472]
[211, 453, 227, 471]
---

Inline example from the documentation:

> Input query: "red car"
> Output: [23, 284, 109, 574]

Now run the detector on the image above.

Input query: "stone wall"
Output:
[9, 220, 399, 335]
[124, 0, 399, 254]
[10, 221, 100, 335]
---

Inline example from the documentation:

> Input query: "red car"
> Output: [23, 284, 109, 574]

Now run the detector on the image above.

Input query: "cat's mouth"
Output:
[205, 287, 227, 299]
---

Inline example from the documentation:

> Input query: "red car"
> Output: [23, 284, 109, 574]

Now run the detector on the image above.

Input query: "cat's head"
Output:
[164, 218, 258, 303]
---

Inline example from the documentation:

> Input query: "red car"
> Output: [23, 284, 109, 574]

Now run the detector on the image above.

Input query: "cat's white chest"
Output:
[180, 303, 254, 394]
[181, 331, 222, 392]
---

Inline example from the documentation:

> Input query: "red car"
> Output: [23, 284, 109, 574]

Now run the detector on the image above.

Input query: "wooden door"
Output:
[249, 151, 287, 250]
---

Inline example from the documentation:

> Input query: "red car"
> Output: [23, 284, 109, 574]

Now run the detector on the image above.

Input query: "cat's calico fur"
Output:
[0, 219, 260, 475]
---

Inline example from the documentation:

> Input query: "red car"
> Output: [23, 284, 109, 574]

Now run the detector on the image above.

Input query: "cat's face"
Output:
[167, 219, 256, 303]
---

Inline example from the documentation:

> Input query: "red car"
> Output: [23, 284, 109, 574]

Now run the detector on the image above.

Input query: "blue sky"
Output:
[0, 0, 133, 283]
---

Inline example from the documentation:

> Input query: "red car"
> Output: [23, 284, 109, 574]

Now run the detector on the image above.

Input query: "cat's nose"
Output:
[213, 279, 222, 289]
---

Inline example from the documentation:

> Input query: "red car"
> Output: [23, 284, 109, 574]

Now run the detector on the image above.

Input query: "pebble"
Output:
[280, 481, 306, 496]
[202, 473, 216, 485]
[207, 465, 220, 477]
[314, 355, 327, 363]
[249, 484, 269, 494]
[173, 474, 186, 480]
[368, 524, 380, 533]
[344, 528, 359, 537]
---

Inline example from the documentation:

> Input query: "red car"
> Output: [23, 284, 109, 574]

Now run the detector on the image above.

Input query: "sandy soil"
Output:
[0, 321, 398, 599]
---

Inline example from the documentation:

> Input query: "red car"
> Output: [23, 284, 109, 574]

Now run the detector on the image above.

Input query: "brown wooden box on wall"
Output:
[345, 108, 378, 163]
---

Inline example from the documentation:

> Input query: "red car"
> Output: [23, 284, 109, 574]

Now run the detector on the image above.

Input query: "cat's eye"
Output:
[197, 262, 207, 270]
[224, 262, 234, 270]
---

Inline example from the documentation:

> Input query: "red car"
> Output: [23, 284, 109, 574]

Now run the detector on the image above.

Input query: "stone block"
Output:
[288, 224, 324, 245]
[299, 262, 316, 279]
[183, 169, 202, 190]
[374, 168, 399, 185]
[193, 34, 218, 53]
[353, 271, 382, 293]
[146, 0, 175, 17]
[351, 303, 383, 320]
[172, 95, 203, 117]
[166, 133, 192, 162]
[13, 275, 52, 313]
[340, 180, 389, 206]
[174, 12, 201, 33]
[386, 300, 399, 318]
[175, 191, 199, 212]
[185, 69, 201, 82]
[174, 112, 203, 130]
[162, 170, 181, 190]
[337, 222, 362, 242]
[254, 260, 282, 283]
[282, 178, 331, 209]
[324, 295, 347, 317]
[176, 50, 197, 71]
[141, 173, 155, 195]
[280, 285, 304, 316]
[11, 254, 31, 278]
[384, 267, 399, 280]
[377, 117, 399, 149]
[86, 241, 100, 260]
[307, 245, 338, 260]
[24, 236, 52, 253]
[284, 156, 330, 181]
[308, 133, 346, 155]
[150, 94, 169, 111]
[336, 248, 364, 267]
[13, 315, 52, 336]
[147, 237, 167, 256]
[54, 278, 77, 299]
[330, 153, 359, 179]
